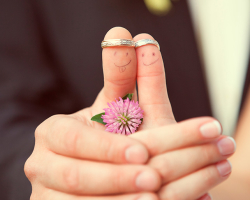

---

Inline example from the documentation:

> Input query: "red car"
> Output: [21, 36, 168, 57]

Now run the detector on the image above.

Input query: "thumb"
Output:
[134, 33, 176, 128]
[92, 27, 137, 111]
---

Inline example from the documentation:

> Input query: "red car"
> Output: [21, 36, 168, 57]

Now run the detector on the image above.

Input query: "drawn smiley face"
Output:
[113, 51, 131, 72]
[141, 51, 159, 66]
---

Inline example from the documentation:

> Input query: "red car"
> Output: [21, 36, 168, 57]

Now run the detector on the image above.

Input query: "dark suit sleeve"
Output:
[0, 1, 79, 199]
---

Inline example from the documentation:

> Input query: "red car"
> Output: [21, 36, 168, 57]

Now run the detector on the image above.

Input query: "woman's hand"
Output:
[132, 118, 235, 199]
[131, 33, 235, 199]
[25, 114, 162, 199]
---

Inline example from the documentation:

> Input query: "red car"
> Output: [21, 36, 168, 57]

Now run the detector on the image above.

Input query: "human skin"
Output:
[210, 87, 250, 199]
[24, 27, 236, 200]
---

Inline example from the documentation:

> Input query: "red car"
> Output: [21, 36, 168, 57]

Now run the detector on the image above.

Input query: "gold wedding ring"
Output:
[101, 39, 135, 48]
[135, 39, 160, 50]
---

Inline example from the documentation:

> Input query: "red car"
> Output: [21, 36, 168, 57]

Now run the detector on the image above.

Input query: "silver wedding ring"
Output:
[101, 38, 160, 50]
[135, 39, 160, 50]
[101, 39, 135, 48]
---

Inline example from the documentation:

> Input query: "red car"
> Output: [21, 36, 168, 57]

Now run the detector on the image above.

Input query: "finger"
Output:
[102, 27, 136, 100]
[38, 115, 149, 164]
[40, 152, 161, 195]
[134, 33, 175, 128]
[41, 189, 159, 200]
[148, 137, 236, 184]
[130, 117, 223, 156]
[158, 160, 232, 200]
[197, 193, 212, 200]
[93, 27, 137, 111]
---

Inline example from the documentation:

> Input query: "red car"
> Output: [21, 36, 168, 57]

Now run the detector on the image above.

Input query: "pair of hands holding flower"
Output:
[24, 27, 236, 200]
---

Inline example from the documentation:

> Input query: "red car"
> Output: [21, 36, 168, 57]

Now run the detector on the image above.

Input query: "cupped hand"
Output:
[24, 27, 236, 200]
[24, 27, 161, 200]
[131, 33, 236, 199]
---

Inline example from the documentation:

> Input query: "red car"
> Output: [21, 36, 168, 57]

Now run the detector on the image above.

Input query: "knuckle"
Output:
[50, 115, 80, 154]
[50, 115, 70, 133]
[201, 145, 214, 162]
[149, 157, 172, 183]
[24, 156, 37, 182]
[35, 123, 44, 141]
[111, 167, 126, 192]
[49, 114, 66, 123]
[160, 186, 182, 200]
[64, 128, 80, 155]
[143, 131, 159, 155]
[106, 77, 135, 87]
[35, 114, 65, 141]
[63, 164, 80, 191]
[202, 167, 217, 187]
[98, 136, 118, 162]
[138, 69, 165, 78]
[176, 124, 188, 136]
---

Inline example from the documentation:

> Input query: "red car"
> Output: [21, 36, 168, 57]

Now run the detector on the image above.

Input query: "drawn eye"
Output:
[114, 52, 117, 56]
[126, 52, 128, 56]
[142, 53, 144, 57]
[152, 52, 155, 56]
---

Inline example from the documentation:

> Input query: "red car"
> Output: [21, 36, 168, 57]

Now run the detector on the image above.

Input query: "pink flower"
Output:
[101, 97, 144, 135]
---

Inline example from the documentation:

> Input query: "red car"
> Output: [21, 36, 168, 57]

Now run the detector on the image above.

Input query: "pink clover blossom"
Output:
[101, 97, 143, 135]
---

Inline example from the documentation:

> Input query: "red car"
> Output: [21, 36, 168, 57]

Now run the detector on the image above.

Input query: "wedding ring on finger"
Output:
[101, 39, 135, 48]
[135, 39, 160, 50]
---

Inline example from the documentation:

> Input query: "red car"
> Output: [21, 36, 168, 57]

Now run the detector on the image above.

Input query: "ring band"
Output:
[135, 39, 160, 50]
[101, 39, 135, 48]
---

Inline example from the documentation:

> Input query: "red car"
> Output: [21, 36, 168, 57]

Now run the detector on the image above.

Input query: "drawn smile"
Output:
[114, 60, 131, 67]
[143, 58, 159, 66]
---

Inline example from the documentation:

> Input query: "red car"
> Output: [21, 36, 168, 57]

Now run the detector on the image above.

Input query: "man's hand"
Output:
[24, 114, 161, 199]
[24, 26, 162, 200]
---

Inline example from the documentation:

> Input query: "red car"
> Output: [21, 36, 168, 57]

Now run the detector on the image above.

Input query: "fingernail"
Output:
[136, 170, 159, 190]
[216, 160, 232, 177]
[200, 120, 222, 138]
[137, 194, 155, 200]
[217, 137, 236, 155]
[125, 145, 148, 163]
